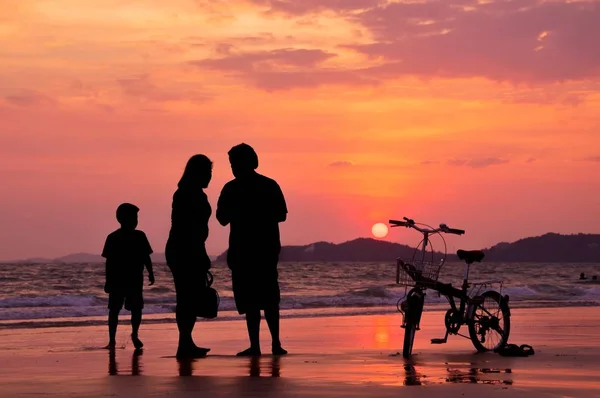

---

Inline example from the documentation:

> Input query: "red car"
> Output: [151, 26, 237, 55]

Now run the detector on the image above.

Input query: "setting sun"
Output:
[372, 223, 389, 239]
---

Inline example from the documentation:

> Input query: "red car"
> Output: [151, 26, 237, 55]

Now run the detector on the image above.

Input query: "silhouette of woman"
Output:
[166, 154, 213, 358]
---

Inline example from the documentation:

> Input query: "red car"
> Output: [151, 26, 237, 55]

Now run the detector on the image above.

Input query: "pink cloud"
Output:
[448, 157, 510, 168]
[191, 48, 375, 90]
[5, 90, 55, 107]
[351, 0, 600, 83]
[117, 75, 211, 103]
[193, 48, 336, 71]
[247, 0, 380, 15]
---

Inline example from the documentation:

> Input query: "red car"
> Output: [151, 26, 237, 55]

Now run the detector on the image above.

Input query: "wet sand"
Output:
[1, 307, 599, 397]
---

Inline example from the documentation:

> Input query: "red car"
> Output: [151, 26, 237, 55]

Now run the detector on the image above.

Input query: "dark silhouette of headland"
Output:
[9, 233, 600, 264]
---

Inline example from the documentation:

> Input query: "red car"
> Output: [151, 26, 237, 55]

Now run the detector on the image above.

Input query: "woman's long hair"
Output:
[177, 154, 213, 189]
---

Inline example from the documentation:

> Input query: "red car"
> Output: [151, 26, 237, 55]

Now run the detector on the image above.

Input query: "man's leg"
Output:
[265, 307, 287, 355]
[265, 268, 287, 355]
[237, 309, 261, 356]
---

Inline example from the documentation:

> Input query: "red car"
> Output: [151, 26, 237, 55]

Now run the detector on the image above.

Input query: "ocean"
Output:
[1, 261, 599, 329]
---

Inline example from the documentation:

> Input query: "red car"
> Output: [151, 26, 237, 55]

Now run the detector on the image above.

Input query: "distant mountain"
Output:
[216, 237, 453, 263]
[484, 233, 600, 262]
[12, 252, 173, 264]
[7, 233, 600, 264]
[215, 233, 600, 263]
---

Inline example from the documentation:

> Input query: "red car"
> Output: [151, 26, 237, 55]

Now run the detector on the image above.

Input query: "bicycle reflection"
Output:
[403, 363, 513, 386]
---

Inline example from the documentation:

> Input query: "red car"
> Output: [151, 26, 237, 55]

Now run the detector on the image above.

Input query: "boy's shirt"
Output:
[102, 229, 153, 291]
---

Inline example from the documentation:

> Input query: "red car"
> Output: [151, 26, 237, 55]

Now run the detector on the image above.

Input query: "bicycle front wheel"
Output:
[402, 289, 424, 358]
[468, 290, 510, 352]
[403, 322, 417, 358]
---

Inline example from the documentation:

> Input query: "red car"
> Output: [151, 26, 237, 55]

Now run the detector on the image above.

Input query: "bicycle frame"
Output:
[399, 259, 502, 328]
[391, 217, 511, 357]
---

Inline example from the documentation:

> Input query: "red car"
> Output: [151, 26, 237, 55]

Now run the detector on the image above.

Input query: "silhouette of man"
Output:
[217, 143, 288, 356]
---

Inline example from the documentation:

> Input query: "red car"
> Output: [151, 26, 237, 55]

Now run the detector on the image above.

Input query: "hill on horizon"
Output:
[6, 233, 600, 264]
[214, 232, 600, 263]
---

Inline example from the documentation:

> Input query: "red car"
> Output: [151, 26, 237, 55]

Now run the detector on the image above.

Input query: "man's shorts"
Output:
[108, 290, 144, 311]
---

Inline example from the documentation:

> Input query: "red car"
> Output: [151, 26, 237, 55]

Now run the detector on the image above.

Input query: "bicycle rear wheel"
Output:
[468, 290, 510, 352]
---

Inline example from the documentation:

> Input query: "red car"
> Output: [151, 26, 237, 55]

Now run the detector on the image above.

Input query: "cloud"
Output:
[525, 157, 537, 164]
[5, 91, 55, 107]
[117, 75, 211, 103]
[246, 0, 379, 15]
[329, 161, 353, 167]
[193, 48, 336, 72]
[447, 157, 510, 168]
[191, 48, 376, 90]
[583, 156, 600, 163]
[420, 160, 440, 165]
[348, 0, 600, 83]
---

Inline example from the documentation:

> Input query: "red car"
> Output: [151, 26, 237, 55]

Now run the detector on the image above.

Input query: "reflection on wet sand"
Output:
[249, 356, 281, 377]
[402, 361, 513, 386]
[108, 348, 143, 376]
[445, 365, 513, 385]
[177, 356, 282, 377]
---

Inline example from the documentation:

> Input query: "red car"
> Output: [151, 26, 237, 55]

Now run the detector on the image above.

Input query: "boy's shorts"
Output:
[108, 290, 144, 311]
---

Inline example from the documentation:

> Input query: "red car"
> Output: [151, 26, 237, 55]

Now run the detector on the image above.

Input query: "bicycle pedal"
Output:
[430, 338, 447, 344]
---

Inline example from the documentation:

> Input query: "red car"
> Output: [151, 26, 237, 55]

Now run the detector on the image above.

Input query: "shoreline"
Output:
[2, 301, 600, 330]
[1, 307, 600, 397]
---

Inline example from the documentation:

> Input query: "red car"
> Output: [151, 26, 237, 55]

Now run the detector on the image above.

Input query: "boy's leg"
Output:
[130, 309, 143, 349]
[108, 309, 119, 348]
[127, 292, 144, 349]
[106, 293, 123, 348]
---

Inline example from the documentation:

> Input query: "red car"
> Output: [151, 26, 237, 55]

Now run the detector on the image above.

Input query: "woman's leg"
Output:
[172, 265, 209, 358]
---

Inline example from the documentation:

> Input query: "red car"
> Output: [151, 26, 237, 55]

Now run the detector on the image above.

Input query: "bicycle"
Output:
[389, 217, 511, 358]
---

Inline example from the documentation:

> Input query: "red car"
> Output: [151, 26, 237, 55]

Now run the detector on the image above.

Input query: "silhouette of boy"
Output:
[102, 203, 155, 349]
[216, 143, 288, 356]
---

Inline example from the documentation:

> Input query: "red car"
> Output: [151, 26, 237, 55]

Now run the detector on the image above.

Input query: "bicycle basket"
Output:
[396, 259, 444, 288]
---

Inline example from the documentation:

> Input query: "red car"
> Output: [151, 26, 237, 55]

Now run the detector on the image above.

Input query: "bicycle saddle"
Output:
[457, 250, 485, 264]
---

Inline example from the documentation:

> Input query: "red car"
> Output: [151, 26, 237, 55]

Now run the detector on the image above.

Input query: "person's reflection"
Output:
[132, 349, 143, 376]
[108, 349, 144, 376]
[108, 348, 118, 376]
[271, 356, 281, 377]
[178, 358, 194, 376]
[247, 356, 282, 377]
[249, 356, 261, 377]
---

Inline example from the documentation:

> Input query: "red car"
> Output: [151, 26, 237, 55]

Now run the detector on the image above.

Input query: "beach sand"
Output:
[1, 307, 599, 397]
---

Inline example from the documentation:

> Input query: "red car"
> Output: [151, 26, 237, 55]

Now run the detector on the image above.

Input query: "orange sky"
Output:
[1, 0, 599, 260]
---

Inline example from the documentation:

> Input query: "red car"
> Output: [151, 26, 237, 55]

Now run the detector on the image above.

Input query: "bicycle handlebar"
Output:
[389, 218, 465, 235]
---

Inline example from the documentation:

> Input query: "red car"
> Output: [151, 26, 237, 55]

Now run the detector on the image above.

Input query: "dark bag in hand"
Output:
[197, 271, 219, 319]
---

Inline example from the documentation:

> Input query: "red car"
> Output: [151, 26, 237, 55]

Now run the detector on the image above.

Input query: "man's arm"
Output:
[273, 182, 288, 223]
[216, 184, 232, 226]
